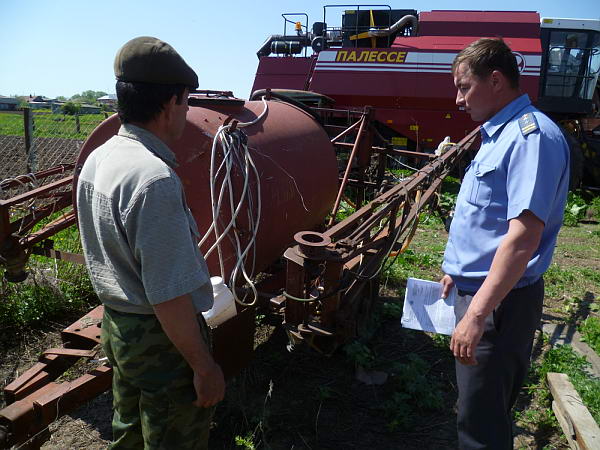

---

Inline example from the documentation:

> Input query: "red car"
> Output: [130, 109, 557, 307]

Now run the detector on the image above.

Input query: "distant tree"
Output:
[63, 101, 81, 115]
[56, 96, 67, 101]
[70, 90, 107, 105]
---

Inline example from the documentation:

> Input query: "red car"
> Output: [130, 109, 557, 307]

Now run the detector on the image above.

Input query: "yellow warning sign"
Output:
[391, 137, 407, 147]
[445, 113, 451, 119]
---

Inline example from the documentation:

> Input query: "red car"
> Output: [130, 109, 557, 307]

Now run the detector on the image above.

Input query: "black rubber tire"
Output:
[560, 128, 584, 191]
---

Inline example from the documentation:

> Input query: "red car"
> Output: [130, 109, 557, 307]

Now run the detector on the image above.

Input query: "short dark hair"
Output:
[116, 81, 187, 124]
[452, 38, 520, 89]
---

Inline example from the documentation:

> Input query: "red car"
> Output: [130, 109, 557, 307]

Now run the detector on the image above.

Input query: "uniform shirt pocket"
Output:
[466, 162, 496, 208]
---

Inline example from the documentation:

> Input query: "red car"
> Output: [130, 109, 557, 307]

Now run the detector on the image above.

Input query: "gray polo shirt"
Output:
[76, 124, 213, 315]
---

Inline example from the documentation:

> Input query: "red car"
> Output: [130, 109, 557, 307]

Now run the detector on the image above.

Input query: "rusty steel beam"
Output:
[9, 194, 72, 236]
[21, 211, 77, 247]
[0, 176, 73, 209]
[337, 142, 436, 159]
[330, 116, 364, 143]
[0, 165, 74, 192]
[328, 114, 369, 226]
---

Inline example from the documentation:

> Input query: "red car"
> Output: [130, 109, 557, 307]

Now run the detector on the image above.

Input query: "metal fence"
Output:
[0, 108, 108, 191]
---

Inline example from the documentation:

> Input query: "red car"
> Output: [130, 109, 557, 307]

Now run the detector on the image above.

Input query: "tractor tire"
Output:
[582, 137, 600, 188]
[560, 128, 584, 191]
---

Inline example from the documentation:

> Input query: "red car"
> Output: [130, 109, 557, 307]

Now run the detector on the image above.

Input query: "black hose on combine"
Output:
[250, 89, 324, 125]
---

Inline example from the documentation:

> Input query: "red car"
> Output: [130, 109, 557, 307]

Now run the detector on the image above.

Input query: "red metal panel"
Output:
[418, 10, 540, 38]
[392, 36, 541, 53]
[251, 57, 314, 95]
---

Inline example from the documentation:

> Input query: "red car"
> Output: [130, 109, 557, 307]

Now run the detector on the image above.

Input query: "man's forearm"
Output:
[153, 294, 215, 374]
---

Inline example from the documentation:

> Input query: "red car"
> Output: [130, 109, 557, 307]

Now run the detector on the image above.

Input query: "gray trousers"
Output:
[455, 278, 544, 450]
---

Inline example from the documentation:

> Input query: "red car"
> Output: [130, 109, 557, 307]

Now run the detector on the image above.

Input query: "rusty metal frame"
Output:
[280, 125, 480, 351]
[0, 166, 79, 283]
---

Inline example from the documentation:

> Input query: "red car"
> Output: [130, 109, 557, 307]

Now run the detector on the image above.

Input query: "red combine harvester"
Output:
[252, 7, 600, 187]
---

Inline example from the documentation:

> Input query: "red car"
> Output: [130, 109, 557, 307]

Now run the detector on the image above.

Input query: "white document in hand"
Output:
[401, 277, 457, 335]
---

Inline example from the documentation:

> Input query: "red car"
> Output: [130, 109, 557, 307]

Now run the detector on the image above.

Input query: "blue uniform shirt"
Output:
[442, 94, 569, 292]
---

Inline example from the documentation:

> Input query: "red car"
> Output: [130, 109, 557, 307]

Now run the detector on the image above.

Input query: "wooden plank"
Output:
[553, 400, 579, 450]
[547, 372, 600, 450]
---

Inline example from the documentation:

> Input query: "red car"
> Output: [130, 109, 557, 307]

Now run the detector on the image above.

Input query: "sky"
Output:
[1, 0, 598, 100]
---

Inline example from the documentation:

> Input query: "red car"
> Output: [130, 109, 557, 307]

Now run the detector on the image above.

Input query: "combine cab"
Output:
[252, 6, 600, 187]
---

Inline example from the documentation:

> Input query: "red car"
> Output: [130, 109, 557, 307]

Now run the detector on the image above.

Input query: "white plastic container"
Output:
[202, 277, 237, 328]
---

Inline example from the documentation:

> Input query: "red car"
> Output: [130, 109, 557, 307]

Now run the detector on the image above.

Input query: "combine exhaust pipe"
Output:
[367, 14, 417, 37]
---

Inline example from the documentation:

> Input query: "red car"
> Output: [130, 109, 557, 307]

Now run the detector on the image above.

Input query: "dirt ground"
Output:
[0, 135, 80, 183]
[1, 220, 599, 450]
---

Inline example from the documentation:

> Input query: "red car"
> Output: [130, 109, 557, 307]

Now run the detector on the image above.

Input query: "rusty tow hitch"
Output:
[0, 236, 28, 282]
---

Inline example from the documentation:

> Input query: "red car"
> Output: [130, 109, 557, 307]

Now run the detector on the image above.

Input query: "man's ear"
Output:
[163, 94, 178, 121]
[490, 70, 505, 92]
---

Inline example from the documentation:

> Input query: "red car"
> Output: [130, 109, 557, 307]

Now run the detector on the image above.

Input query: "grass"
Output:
[0, 111, 108, 141]
[563, 189, 600, 226]
[544, 264, 600, 299]
[580, 316, 600, 354]
[530, 344, 600, 424]
[0, 216, 96, 330]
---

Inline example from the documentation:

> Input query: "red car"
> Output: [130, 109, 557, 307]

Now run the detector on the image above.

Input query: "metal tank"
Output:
[74, 94, 339, 283]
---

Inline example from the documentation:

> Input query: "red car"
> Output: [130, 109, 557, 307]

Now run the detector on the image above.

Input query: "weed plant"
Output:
[531, 344, 600, 423]
[383, 354, 445, 431]
[563, 190, 600, 226]
[544, 264, 600, 301]
[580, 316, 600, 355]
[383, 247, 443, 288]
[0, 219, 96, 329]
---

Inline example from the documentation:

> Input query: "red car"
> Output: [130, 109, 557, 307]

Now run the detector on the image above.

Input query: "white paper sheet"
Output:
[401, 277, 456, 335]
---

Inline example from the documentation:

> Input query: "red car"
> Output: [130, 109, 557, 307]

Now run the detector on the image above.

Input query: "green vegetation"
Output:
[0, 111, 107, 140]
[580, 316, 600, 355]
[563, 190, 600, 226]
[384, 247, 443, 288]
[69, 90, 108, 105]
[544, 264, 600, 300]
[234, 433, 257, 449]
[334, 199, 356, 222]
[383, 354, 445, 431]
[531, 344, 600, 423]
[0, 219, 95, 329]
[344, 340, 377, 369]
[343, 328, 446, 433]
[62, 101, 81, 115]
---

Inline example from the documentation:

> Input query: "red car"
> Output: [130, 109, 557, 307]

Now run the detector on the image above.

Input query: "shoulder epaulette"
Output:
[518, 112, 539, 136]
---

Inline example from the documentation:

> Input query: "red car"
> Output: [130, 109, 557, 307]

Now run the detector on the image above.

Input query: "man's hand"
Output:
[450, 312, 485, 365]
[440, 274, 455, 299]
[193, 362, 225, 408]
[153, 295, 227, 408]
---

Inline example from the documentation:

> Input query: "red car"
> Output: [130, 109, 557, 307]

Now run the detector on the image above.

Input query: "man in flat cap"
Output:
[77, 36, 224, 449]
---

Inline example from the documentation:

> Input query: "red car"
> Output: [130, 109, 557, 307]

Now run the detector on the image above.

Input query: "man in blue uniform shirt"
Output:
[440, 38, 569, 449]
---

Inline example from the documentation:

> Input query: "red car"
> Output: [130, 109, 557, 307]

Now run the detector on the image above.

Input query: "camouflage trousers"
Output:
[102, 306, 215, 450]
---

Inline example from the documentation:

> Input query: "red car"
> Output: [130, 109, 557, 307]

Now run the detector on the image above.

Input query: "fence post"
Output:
[75, 113, 81, 134]
[23, 108, 37, 173]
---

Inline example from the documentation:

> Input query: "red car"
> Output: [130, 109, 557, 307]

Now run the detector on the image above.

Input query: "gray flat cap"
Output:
[114, 36, 198, 89]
